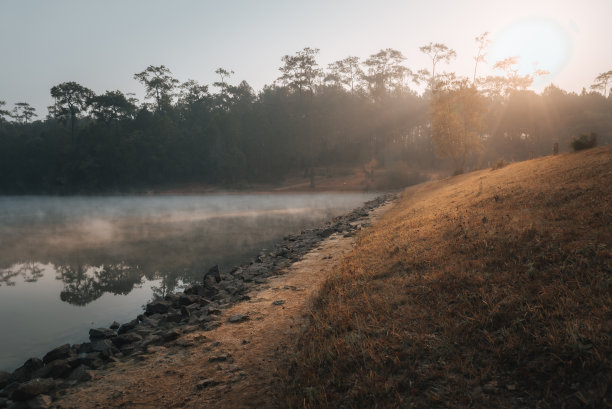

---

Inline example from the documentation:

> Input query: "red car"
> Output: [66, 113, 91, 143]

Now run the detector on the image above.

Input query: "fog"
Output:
[0, 193, 376, 371]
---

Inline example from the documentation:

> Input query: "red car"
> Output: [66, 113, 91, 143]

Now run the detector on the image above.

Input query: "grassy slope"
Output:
[281, 147, 612, 409]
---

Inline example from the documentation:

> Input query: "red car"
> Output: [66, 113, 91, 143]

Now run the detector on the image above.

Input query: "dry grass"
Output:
[280, 147, 612, 408]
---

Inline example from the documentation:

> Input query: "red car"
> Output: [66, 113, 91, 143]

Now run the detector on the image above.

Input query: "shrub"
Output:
[571, 132, 598, 151]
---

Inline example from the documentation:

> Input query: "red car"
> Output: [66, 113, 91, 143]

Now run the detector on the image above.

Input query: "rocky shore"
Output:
[0, 194, 394, 409]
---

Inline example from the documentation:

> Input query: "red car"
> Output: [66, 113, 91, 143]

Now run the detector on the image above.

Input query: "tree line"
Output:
[1, 37, 611, 193]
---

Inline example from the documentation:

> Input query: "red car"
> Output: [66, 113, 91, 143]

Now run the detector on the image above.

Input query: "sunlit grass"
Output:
[280, 146, 612, 408]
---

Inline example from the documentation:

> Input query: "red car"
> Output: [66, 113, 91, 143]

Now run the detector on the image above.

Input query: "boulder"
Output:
[11, 359, 44, 383]
[117, 319, 138, 335]
[10, 379, 54, 401]
[66, 366, 94, 383]
[164, 311, 183, 323]
[162, 329, 181, 342]
[90, 339, 115, 358]
[0, 382, 19, 398]
[109, 321, 120, 330]
[180, 306, 191, 318]
[111, 333, 143, 347]
[76, 343, 92, 354]
[75, 352, 103, 370]
[0, 371, 11, 389]
[88, 328, 116, 341]
[227, 314, 249, 323]
[33, 358, 74, 379]
[42, 344, 72, 364]
[178, 294, 199, 306]
[24, 394, 52, 409]
[145, 300, 171, 315]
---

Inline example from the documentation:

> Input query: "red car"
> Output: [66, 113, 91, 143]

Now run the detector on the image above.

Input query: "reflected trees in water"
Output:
[56, 263, 144, 306]
[0, 262, 44, 286]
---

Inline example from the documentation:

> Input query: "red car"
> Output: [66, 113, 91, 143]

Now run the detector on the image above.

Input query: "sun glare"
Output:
[489, 18, 571, 82]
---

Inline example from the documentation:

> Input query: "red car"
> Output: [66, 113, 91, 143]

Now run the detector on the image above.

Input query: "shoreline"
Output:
[0, 193, 395, 407]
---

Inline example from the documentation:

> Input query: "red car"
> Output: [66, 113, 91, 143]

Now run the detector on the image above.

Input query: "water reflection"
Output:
[0, 193, 377, 371]
[0, 262, 44, 286]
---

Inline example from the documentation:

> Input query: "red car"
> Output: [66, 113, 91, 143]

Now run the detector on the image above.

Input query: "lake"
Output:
[0, 193, 377, 371]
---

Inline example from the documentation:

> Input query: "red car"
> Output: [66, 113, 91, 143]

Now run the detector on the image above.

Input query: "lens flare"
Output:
[490, 17, 571, 83]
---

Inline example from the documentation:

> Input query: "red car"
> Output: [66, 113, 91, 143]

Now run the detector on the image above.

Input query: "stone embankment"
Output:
[0, 194, 394, 409]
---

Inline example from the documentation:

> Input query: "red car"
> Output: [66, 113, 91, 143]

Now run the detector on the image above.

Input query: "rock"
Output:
[33, 359, 73, 379]
[0, 372, 11, 389]
[88, 328, 116, 341]
[178, 294, 199, 306]
[180, 306, 191, 318]
[183, 284, 202, 296]
[11, 359, 44, 383]
[111, 333, 143, 347]
[145, 300, 171, 315]
[0, 397, 8, 408]
[117, 319, 139, 335]
[24, 394, 52, 409]
[208, 354, 228, 362]
[109, 321, 120, 330]
[119, 344, 138, 356]
[228, 314, 248, 323]
[164, 293, 180, 306]
[90, 339, 116, 358]
[164, 311, 183, 323]
[195, 378, 219, 389]
[1, 382, 19, 399]
[75, 352, 103, 370]
[207, 307, 221, 316]
[175, 339, 194, 348]
[76, 343, 92, 354]
[272, 300, 285, 306]
[204, 265, 221, 283]
[202, 321, 222, 331]
[66, 366, 94, 383]
[42, 344, 72, 364]
[139, 335, 162, 347]
[10, 379, 54, 401]
[162, 329, 181, 342]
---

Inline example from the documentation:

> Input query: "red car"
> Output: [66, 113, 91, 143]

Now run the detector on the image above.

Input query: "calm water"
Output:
[0, 193, 376, 371]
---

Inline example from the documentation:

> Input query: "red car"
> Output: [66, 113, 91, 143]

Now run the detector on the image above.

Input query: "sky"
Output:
[1, 0, 611, 115]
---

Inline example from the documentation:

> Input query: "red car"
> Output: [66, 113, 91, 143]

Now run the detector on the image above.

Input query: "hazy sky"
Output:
[1, 0, 611, 114]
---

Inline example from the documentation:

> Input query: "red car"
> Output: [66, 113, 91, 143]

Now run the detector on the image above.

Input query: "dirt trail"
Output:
[53, 202, 393, 409]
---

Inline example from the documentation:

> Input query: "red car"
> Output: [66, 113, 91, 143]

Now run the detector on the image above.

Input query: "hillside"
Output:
[281, 147, 612, 408]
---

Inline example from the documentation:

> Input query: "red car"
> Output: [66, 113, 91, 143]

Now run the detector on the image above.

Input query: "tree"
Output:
[419, 42, 457, 91]
[363, 49, 410, 97]
[178, 79, 209, 111]
[0, 101, 10, 125]
[326, 56, 362, 93]
[213, 68, 234, 91]
[50, 81, 95, 140]
[278, 47, 321, 94]
[483, 57, 548, 97]
[212, 68, 235, 110]
[133, 65, 179, 112]
[11, 102, 37, 124]
[472, 32, 490, 84]
[590, 70, 612, 96]
[89, 90, 136, 125]
[430, 80, 486, 173]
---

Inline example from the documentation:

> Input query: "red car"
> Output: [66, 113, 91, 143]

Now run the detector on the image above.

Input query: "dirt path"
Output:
[53, 203, 392, 409]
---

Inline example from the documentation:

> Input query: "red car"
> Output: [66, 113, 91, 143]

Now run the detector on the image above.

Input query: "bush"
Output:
[571, 132, 598, 151]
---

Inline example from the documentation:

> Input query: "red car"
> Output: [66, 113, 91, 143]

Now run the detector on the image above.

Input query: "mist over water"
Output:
[0, 193, 376, 371]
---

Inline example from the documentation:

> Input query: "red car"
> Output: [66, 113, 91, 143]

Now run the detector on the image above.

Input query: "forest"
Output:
[1, 41, 611, 194]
